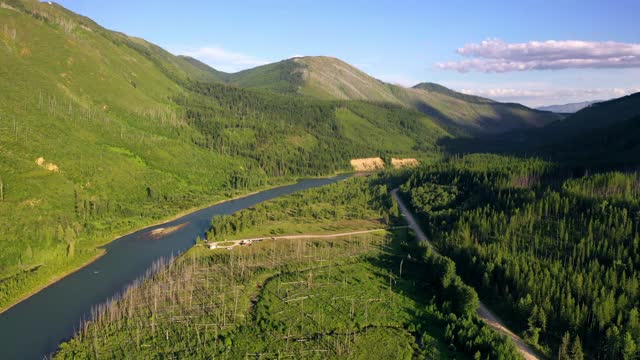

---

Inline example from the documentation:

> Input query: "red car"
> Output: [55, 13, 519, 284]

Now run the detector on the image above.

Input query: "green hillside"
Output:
[546, 92, 640, 133]
[211, 56, 561, 135]
[412, 82, 490, 103]
[400, 83, 560, 135]
[0, 0, 452, 310]
[437, 91, 640, 168]
[525, 92, 640, 167]
[177, 55, 228, 82]
[224, 59, 306, 94]
[545, 114, 640, 168]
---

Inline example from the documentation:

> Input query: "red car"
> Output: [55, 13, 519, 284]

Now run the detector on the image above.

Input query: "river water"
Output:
[0, 175, 348, 359]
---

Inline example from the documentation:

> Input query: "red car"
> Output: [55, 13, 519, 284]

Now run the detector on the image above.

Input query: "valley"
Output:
[0, 1, 639, 359]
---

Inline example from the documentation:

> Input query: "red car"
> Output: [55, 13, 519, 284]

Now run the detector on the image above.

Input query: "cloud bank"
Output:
[458, 86, 640, 107]
[180, 46, 268, 73]
[438, 39, 640, 72]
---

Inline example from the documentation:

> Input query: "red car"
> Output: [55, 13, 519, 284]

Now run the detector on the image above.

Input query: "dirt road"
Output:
[391, 189, 539, 360]
[207, 228, 387, 249]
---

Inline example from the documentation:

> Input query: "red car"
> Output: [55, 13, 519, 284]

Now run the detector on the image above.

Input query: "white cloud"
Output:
[180, 46, 268, 73]
[457, 86, 640, 107]
[438, 39, 640, 73]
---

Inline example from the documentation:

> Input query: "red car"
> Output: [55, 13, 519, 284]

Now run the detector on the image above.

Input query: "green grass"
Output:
[225, 58, 305, 94]
[336, 108, 415, 153]
[206, 177, 393, 242]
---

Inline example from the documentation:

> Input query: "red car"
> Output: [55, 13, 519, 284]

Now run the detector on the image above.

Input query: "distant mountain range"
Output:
[182, 55, 561, 135]
[537, 100, 602, 113]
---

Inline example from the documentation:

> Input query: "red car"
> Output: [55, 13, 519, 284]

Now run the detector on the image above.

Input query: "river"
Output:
[0, 175, 348, 359]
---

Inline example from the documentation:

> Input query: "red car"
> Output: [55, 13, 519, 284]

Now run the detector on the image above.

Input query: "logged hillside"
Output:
[0, 0, 451, 311]
[201, 56, 561, 135]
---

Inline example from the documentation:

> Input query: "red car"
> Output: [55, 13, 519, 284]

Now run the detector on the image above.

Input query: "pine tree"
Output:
[558, 331, 571, 360]
[571, 335, 584, 360]
[623, 332, 637, 360]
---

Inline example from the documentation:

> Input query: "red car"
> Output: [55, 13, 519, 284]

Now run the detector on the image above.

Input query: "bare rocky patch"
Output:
[391, 158, 419, 169]
[350, 157, 385, 171]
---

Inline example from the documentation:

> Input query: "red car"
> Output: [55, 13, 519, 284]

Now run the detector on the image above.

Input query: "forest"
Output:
[55, 177, 521, 359]
[398, 154, 640, 359]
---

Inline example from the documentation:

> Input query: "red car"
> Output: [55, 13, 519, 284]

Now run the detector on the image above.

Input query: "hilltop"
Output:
[194, 55, 562, 135]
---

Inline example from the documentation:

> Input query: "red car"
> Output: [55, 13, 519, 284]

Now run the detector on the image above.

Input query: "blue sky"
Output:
[56, 0, 640, 107]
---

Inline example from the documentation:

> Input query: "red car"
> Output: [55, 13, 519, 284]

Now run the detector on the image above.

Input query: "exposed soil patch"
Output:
[391, 158, 419, 169]
[350, 157, 385, 171]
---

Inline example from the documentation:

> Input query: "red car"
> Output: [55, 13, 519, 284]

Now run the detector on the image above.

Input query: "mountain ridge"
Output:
[536, 100, 602, 113]
[186, 55, 562, 135]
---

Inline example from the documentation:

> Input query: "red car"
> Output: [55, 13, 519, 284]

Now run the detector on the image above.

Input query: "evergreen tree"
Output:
[570, 336, 584, 360]
[558, 331, 571, 360]
[623, 332, 637, 360]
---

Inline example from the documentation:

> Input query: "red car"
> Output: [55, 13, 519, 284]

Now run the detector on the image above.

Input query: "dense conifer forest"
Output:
[398, 154, 640, 358]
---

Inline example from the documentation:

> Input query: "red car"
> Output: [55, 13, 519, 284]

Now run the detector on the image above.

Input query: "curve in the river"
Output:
[0, 175, 348, 360]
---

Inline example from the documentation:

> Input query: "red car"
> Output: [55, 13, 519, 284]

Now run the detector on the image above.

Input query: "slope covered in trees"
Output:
[0, 0, 450, 311]
[546, 93, 640, 134]
[440, 92, 640, 169]
[398, 154, 640, 358]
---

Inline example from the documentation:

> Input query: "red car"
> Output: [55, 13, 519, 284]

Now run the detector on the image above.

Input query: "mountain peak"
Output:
[217, 58, 558, 134]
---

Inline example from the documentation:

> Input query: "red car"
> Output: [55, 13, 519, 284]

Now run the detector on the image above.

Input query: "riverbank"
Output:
[0, 173, 349, 314]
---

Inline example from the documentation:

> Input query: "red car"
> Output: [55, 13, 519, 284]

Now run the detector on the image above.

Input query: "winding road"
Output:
[390, 189, 539, 360]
